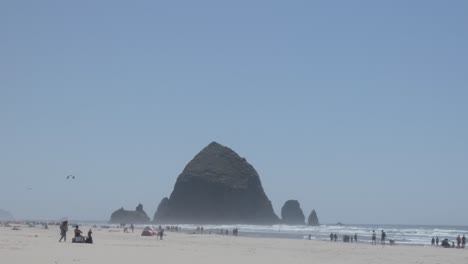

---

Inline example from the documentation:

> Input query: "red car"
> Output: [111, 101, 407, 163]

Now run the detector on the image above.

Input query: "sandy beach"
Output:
[1, 225, 467, 264]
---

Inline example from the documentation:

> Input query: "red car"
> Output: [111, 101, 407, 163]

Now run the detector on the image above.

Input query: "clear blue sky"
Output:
[1, 0, 467, 225]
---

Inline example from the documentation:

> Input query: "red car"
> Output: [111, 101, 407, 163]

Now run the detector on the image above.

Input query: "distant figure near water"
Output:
[330, 233, 333, 241]
[462, 235, 466, 248]
[436, 237, 439, 246]
[431, 237, 435, 246]
[354, 233, 357, 243]
[334, 233, 337, 242]
[381, 230, 386, 245]
[371, 230, 376, 245]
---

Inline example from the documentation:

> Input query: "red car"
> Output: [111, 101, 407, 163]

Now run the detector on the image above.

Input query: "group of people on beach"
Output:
[371, 230, 387, 245]
[194, 226, 238, 236]
[328, 233, 358, 243]
[58, 221, 93, 243]
[432, 235, 466, 248]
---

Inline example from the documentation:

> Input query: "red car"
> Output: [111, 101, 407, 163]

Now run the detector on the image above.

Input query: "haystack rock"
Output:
[109, 204, 150, 224]
[308, 209, 320, 226]
[153, 142, 279, 224]
[281, 200, 305, 225]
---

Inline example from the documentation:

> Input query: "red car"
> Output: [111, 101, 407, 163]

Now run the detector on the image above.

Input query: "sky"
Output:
[1, 0, 467, 225]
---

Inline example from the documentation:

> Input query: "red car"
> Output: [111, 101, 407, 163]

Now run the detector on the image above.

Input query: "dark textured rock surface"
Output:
[153, 142, 279, 224]
[308, 209, 320, 226]
[281, 200, 305, 225]
[110, 203, 150, 224]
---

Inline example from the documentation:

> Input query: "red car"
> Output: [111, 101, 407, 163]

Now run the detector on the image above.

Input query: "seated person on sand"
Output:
[74, 226, 83, 238]
[86, 229, 93, 244]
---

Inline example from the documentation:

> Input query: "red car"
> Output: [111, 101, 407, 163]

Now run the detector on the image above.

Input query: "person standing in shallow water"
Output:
[330, 233, 333, 241]
[371, 230, 376, 245]
[431, 237, 435, 246]
[457, 235, 461, 248]
[334, 233, 337, 242]
[436, 237, 439, 246]
[462, 235, 466, 248]
[354, 233, 357, 243]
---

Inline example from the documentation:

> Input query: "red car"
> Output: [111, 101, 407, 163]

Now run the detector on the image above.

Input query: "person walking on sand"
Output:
[371, 230, 376, 245]
[59, 221, 68, 242]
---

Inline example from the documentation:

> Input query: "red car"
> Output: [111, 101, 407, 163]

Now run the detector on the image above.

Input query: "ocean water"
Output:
[159, 223, 468, 246]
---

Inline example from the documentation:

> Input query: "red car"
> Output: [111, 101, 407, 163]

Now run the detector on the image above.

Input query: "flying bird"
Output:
[66, 175, 75, 179]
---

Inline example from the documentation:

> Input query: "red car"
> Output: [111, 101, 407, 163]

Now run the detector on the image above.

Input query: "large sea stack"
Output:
[153, 142, 279, 224]
[109, 204, 150, 224]
[307, 209, 320, 226]
[281, 200, 305, 225]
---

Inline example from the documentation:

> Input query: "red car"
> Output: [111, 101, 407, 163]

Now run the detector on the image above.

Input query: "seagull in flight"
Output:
[66, 175, 76, 180]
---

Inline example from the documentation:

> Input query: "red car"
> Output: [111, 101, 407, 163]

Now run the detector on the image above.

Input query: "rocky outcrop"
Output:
[308, 209, 319, 226]
[110, 204, 150, 224]
[0, 209, 13, 220]
[153, 142, 279, 224]
[153, 197, 170, 221]
[281, 200, 305, 225]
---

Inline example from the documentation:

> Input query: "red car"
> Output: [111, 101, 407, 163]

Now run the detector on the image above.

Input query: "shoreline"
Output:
[2, 220, 467, 247]
[1, 224, 467, 264]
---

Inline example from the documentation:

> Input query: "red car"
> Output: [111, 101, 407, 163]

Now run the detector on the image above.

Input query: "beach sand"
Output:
[1, 225, 467, 264]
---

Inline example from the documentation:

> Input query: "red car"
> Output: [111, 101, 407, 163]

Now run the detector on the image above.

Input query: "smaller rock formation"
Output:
[153, 197, 170, 222]
[0, 209, 13, 220]
[307, 209, 319, 226]
[281, 200, 305, 225]
[109, 204, 150, 224]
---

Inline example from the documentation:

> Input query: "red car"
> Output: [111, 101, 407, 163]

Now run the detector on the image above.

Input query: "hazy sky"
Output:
[1, 0, 467, 225]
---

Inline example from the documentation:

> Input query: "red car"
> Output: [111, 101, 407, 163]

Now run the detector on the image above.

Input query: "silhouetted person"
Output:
[201, 227, 204, 234]
[308, 234, 311, 240]
[381, 230, 386, 245]
[462, 235, 466, 248]
[431, 237, 435, 246]
[330, 233, 333, 241]
[86, 229, 93, 244]
[159, 229, 164, 240]
[130, 224, 134, 233]
[457, 235, 461, 248]
[74, 225, 83, 238]
[354, 233, 357, 243]
[371, 230, 376, 245]
[59, 221, 68, 242]
[334, 233, 337, 242]
[436, 237, 439, 246]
